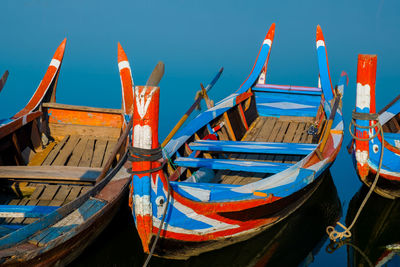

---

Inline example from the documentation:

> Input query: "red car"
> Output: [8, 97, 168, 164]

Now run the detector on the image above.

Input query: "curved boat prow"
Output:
[13, 38, 67, 119]
[0, 70, 9, 94]
[237, 23, 275, 93]
[130, 84, 162, 253]
[316, 25, 334, 103]
[354, 54, 378, 178]
[118, 42, 134, 117]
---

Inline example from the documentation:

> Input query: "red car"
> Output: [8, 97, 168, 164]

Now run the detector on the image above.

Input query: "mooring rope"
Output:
[326, 111, 384, 242]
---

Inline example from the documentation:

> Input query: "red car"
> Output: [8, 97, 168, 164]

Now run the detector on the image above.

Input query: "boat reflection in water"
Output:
[72, 171, 340, 266]
[346, 186, 400, 267]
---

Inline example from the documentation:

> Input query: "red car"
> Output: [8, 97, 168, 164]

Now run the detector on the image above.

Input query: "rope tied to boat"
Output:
[326, 111, 384, 242]
[127, 146, 165, 174]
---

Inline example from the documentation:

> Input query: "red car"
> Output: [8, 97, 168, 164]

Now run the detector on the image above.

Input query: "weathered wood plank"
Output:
[49, 124, 120, 140]
[67, 137, 88, 167]
[79, 139, 95, 167]
[101, 140, 117, 168]
[42, 136, 70, 166]
[91, 139, 107, 168]
[52, 136, 80, 166]
[0, 166, 102, 182]
[28, 142, 57, 166]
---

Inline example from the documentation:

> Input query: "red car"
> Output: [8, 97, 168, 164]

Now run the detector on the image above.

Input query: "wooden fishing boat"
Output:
[346, 185, 400, 266]
[128, 23, 346, 260]
[350, 55, 400, 199]
[0, 40, 136, 265]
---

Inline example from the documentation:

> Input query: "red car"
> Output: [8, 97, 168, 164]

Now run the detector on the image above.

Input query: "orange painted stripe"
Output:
[13, 39, 66, 119]
[118, 43, 134, 115]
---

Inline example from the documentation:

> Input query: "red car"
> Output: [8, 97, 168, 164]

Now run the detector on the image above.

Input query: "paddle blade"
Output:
[146, 61, 165, 86]
[0, 70, 9, 94]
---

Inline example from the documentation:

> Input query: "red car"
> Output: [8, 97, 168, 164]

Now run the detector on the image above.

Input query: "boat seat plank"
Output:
[30, 197, 106, 247]
[0, 205, 59, 218]
[189, 140, 317, 155]
[175, 157, 293, 173]
[0, 166, 102, 182]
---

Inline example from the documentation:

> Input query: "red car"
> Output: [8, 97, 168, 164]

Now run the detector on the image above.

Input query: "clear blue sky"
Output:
[1, 1, 399, 265]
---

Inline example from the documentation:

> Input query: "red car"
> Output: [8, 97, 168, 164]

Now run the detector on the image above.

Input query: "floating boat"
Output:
[350, 54, 400, 199]
[128, 23, 346, 259]
[346, 185, 400, 266]
[0, 40, 135, 265]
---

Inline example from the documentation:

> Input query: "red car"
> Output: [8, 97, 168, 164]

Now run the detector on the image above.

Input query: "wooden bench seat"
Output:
[0, 166, 102, 182]
[189, 140, 317, 155]
[174, 157, 293, 174]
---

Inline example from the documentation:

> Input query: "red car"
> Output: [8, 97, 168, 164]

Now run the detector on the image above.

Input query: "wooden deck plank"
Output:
[91, 139, 107, 168]
[283, 122, 299, 143]
[52, 136, 80, 166]
[42, 136, 70, 166]
[65, 186, 82, 203]
[274, 121, 289, 143]
[67, 137, 88, 167]
[28, 142, 57, 166]
[79, 139, 95, 167]
[39, 185, 60, 201]
[102, 140, 117, 167]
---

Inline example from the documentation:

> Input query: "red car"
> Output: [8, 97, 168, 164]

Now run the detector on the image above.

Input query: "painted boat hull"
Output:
[148, 175, 325, 260]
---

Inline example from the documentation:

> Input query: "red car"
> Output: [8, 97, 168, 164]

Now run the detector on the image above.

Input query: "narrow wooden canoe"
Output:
[350, 55, 400, 199]
[0, 40, 133, 265]
[128, 23, 345, 259]
[346, 185, 400, 266]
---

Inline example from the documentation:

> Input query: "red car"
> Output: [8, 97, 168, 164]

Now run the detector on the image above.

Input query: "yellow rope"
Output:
[326, 112, 384, 242]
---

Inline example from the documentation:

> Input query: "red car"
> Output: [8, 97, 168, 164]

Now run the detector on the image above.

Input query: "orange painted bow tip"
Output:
[117, 42, 129, 63]
[316, 25, 325, 42]
[265, 23, 276, 41]
[53, 38, 67, 61]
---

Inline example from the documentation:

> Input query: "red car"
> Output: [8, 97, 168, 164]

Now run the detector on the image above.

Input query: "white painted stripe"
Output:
[177, 185, 210, 201]
[22, 115, 27, 125]
[316, 40, 325, 48]
[118, 60, 131, 71]
[259, 102, 316, 110]
[49, 59, 61, 68]
[263, 39, 272, 46]
[134, 195, 152, 216]
[356, 83, 371, 110]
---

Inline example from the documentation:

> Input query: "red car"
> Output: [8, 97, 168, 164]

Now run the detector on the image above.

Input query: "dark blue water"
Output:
[1, 1, 400, 266]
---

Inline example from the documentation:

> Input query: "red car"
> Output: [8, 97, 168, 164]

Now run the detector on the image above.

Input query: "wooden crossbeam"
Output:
[189, 140, 317, 155]
[174, 157, 293, 173]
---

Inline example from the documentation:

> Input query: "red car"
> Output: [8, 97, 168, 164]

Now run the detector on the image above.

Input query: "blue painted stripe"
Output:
[253, 86, 322, 96]
[0, 205, 59, 218]
[174, 157, 293, 173]
[189, 140, 317, 155]
[317, 45, 334, 102]
[257, 106, 318, 117]
[255, 93, 320, 105]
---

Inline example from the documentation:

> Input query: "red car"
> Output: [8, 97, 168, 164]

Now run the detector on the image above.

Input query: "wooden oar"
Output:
[146, 61, 165, 86]
[161, 67, 223, 147]
[0, 71, 9, 94]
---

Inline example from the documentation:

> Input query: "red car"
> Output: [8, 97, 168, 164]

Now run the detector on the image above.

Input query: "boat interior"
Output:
[165, 85, 327, 186]
[0, 102, 125, 235]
